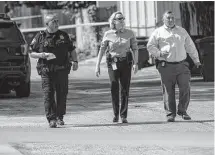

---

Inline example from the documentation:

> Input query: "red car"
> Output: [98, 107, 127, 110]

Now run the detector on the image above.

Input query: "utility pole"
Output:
[0, 1, 5, 13]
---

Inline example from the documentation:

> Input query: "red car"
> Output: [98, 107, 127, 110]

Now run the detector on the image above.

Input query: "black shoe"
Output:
[121, 118, 128, 123]
[57, 118, 65, 125]
[49, 120, 57, 128]
[113, 117, 119, 123]
[177, 111, 191, 120]
[167, 116, 175, 122]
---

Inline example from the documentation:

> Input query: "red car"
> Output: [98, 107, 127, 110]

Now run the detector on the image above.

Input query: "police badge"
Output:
[31, 38, 36, 45]
[44, 41, 48, 47]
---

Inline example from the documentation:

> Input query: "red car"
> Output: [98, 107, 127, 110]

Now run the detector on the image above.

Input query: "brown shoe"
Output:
[177, 111, 191, 120]
[49, 120, 57, 128]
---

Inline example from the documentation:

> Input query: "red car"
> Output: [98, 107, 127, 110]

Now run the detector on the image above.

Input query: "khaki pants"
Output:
[157, 61, 191, 117]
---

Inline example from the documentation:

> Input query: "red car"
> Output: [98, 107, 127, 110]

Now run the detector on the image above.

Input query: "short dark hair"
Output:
[162, 10, 174, 20]
[165, 10, 173, 14]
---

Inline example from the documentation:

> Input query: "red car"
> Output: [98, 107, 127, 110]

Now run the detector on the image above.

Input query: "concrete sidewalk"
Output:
[0, 100, 214, 154]
[1, 57, 213, 154]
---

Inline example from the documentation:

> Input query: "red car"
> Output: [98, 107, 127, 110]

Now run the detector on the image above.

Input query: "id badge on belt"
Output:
[112, 62, 117, 70]
[161, 61, 166, 67]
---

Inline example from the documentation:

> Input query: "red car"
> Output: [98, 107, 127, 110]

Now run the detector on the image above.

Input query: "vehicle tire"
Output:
[16, 81, 30, 97]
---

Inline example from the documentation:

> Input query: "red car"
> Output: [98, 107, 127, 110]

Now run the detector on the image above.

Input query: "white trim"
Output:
[11, 15, 42, 21]
[20, 22, 109, 33]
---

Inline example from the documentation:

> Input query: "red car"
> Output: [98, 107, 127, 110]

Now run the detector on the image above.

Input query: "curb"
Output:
[0, 144, 23, 155]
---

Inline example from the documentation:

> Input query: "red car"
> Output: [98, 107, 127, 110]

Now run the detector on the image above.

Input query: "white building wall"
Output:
[0, 2, 4, 13]
[156, 1, 182, 27]
[96, 1, 117, 7]
[119, 1, 157, 37]
[118, 1, 189, 37]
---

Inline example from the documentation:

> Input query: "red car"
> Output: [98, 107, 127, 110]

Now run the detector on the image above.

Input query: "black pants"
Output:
[41, 69, 68, 122]
[108, 60, 132, 119]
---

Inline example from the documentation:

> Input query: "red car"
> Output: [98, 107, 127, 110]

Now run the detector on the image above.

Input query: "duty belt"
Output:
[112, 57, 127, 63]
[157, 59, 185, 64]
[48, 64, 66, 72]
[55, 65, 66, 70]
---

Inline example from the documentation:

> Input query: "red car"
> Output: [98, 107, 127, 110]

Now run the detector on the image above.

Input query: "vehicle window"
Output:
[0, 23, 23, 42]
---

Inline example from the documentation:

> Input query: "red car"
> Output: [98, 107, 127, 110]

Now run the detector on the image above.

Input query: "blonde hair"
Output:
[109, 11, 124, 30]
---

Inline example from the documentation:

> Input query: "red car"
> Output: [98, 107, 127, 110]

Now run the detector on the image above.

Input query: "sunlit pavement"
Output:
[0, 57, 214, 155]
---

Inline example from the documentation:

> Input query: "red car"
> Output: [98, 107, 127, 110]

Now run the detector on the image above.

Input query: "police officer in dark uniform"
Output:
[30, 14, 78, 128]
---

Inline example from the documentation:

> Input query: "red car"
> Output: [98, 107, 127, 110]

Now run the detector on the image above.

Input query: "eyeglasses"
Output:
[165, 17, 174, 20]
[114, 17, 125, 21]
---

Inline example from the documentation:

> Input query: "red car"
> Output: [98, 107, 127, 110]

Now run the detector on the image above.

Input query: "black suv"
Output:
[0, 14, 31, 97]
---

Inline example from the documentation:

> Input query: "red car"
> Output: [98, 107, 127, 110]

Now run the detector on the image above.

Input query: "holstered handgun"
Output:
[126, 52, 133, 64]
[106, 53, 113, 68]
[66, 62, 72, 74]
[36, 59, 50, 76]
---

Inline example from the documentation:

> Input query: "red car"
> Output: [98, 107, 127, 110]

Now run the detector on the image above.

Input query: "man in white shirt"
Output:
[147, 11, 201, 122]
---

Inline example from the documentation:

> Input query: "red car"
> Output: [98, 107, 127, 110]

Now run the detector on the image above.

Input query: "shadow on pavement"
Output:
[65, 119, 214, 128]
[0, 78, 214, 117]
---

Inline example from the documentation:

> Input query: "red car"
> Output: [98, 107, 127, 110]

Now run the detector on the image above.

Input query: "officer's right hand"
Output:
[95, 66, 100, 77]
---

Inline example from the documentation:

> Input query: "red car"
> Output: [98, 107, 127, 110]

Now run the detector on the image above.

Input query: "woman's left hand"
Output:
[133, 64, 138, 74]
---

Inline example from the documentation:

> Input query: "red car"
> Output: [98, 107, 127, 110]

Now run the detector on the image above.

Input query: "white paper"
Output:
[112, 63, 117, 70]
[46, 53, 56, 60]
[161, 45, 170, 53]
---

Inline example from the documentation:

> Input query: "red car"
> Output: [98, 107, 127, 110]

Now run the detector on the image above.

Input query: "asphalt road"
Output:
[0, 57, 214, 155]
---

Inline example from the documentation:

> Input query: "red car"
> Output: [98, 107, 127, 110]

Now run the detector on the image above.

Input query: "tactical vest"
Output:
[37, 30, 70, 66]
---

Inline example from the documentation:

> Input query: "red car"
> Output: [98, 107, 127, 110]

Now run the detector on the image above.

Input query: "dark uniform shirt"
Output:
[30, 30, 75, 66]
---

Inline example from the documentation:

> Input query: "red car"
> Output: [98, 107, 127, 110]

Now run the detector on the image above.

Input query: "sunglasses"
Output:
[165, 17, 175, 20]
[115, 17, 125, 21]
[51, 19, 59, 23]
